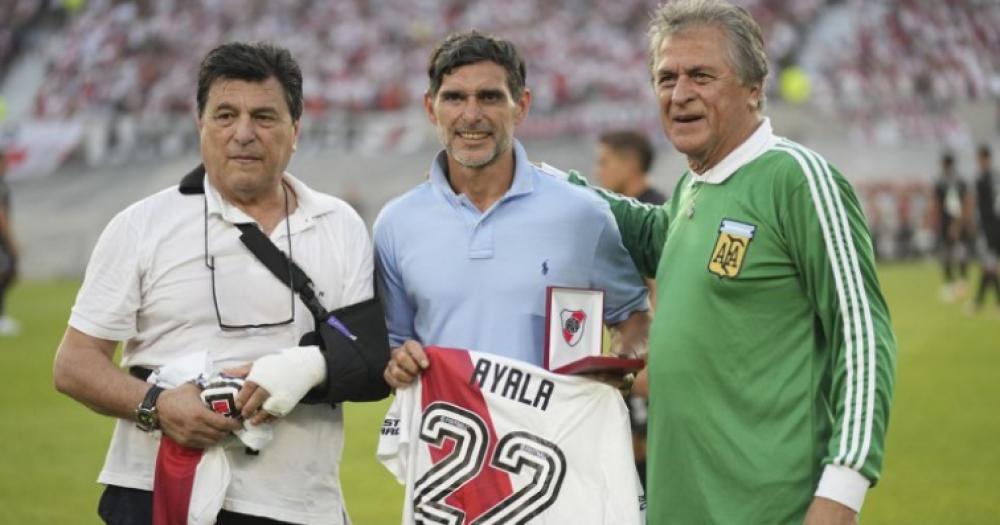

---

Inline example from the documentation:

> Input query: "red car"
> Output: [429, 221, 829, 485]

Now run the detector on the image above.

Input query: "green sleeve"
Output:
[777, 148, 897, 486]
[566, 170, 670, 278]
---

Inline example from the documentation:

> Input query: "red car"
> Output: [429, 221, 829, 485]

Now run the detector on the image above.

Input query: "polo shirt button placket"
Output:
[469, 218, 494, 260]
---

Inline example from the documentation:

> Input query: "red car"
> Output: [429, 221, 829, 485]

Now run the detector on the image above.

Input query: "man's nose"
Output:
[671, 76, 695, 105]
[461, 98, 483, 121]
[233, 114, 255, 144]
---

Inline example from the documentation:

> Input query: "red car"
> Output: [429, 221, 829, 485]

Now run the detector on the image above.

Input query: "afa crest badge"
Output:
[708, 219, 756, 278]
[560, 309, 587, 346]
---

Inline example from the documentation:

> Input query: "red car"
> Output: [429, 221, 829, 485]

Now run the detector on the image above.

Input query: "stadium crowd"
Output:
[28, 0, 825, 121]
[0, 0, 47, 77]
[811, 0, 1000, 143]
[2, 0, 990, 156]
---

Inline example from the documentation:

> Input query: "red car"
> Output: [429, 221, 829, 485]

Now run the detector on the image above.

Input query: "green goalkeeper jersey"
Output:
[569, 120, 896, 524]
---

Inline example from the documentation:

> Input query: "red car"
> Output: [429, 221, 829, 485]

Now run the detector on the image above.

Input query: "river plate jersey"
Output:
[569, 132, 896, 523]
[377, 347, 644, 525]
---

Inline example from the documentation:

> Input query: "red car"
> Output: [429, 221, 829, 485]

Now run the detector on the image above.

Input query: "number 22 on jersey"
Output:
[415, 402, 566, 525]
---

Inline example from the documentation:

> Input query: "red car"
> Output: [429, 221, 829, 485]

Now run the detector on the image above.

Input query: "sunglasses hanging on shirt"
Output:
[202, 185, 295, 330]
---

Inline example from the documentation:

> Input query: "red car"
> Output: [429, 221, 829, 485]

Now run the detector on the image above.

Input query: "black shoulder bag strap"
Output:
[179, 165, 325, 316]
[179, 164, 390, 403]
[233, 223, 328, 321]
[233, 220, 391, 404]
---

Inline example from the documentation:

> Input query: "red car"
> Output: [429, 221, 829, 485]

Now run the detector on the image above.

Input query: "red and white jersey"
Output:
[377, 347, 644, 525]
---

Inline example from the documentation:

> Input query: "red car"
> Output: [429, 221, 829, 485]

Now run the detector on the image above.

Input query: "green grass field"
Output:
[0, 264, 997, 524]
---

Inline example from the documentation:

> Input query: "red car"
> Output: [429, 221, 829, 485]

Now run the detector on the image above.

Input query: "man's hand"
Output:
[582, 371, 635, 393]
[631, 368, 649, 398]
[156, 382, 242, 448]
[229, 347, 326, 422]
[608, 310, 650, 360]
[384, 340, 429, 389]
[803, 496, 858, 525]
[223, 364, 274, 426]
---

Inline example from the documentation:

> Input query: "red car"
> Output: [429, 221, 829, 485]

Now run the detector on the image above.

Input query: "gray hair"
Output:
[648, 0, 769, 110]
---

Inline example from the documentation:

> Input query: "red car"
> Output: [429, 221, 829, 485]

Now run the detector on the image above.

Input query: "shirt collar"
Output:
[428, 139, 536, 206]
[203, 172, 338, 231]
[689, 117, 777, 184]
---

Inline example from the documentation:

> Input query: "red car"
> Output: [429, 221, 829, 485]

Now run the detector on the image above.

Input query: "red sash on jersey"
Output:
[420, 347, 515, 515]
[153, 435, 203, 525]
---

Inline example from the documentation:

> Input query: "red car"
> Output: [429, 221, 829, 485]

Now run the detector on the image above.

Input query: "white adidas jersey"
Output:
[377, 347, 644, 524]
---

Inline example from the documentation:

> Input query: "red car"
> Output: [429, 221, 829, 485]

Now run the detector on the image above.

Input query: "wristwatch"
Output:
[135, 385, 165, 432]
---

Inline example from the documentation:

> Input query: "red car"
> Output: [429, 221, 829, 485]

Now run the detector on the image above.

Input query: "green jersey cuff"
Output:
[815, 464, 871, 512]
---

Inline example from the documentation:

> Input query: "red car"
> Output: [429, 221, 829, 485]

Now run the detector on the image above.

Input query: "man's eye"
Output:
[481, 92, 501, 102]
[215, 113, 234, 123]
[442, 93, 463, 102]
[658, 76, 676, 88]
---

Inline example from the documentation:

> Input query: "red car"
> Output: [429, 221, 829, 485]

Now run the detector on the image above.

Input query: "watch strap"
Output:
[136, 385, 165, 431]
[142, 384, 165, 410]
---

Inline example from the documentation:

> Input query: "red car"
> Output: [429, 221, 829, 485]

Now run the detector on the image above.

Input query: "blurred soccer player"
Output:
[0, 148, 19, 336]
[933, 151, 973, 302]
[561, 1, 897, 522]
[973, 144, 1000, 312]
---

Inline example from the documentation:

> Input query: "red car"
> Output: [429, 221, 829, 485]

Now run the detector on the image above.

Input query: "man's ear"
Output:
[514, 87, 532, 125]
[424, 91, 438, 126]
[747, 82, 763, 111]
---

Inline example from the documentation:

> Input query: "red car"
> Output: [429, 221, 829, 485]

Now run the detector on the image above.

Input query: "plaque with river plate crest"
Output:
[543, 286, 644, 375]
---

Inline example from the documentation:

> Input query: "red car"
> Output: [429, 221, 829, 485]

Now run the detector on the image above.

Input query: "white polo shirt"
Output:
[70, 173, 373, 524]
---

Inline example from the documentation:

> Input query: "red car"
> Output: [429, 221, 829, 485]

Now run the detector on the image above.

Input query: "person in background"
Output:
[0, 147, 19, 336]
[933, 151, 973, 302]
[972, 144, 1000, 313]
[595, 130, 667, 206]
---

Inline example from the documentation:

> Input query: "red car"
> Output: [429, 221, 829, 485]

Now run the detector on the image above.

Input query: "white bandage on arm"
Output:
[245, 346, 326, 417]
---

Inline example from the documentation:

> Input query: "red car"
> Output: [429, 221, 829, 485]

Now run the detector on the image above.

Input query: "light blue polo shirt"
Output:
[374, 140, 647, 366]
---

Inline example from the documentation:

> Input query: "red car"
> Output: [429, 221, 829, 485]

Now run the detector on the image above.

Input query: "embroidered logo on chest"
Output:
[708, 219, 757, 278]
